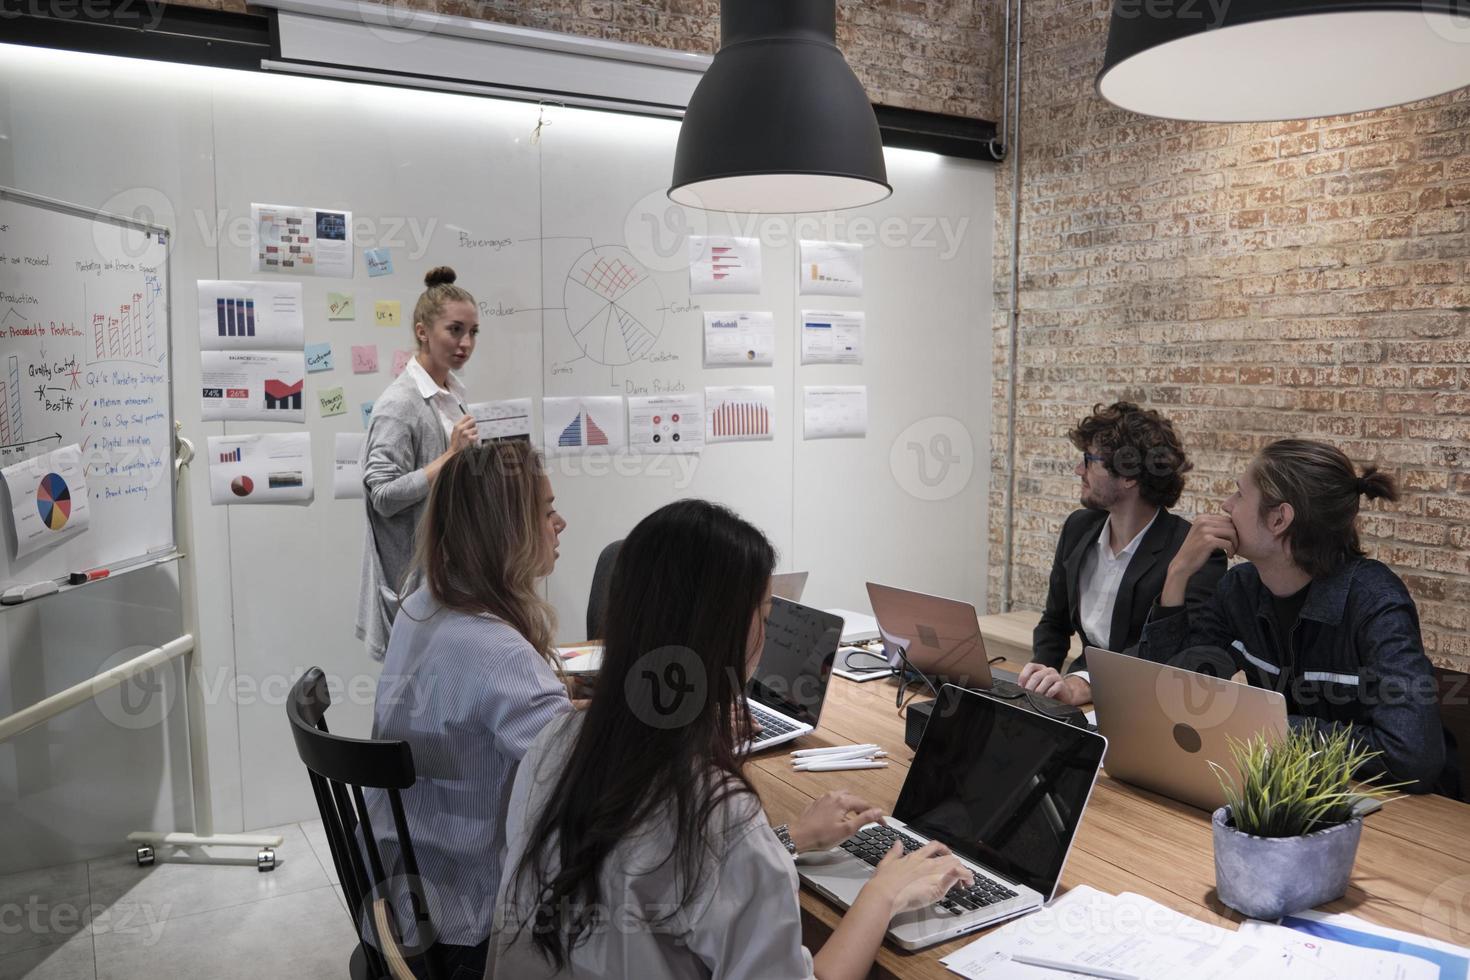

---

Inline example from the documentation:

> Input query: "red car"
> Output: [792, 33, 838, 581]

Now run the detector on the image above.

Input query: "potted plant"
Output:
[1210, 726, 1403, 920]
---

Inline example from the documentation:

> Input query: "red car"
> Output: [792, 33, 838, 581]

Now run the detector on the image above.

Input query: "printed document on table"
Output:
[332, 433, 365, 500]
[469, 398, 534, 442]
[803, 386, 867, 439]
[251, 203, 353, 278]
[799, 240, 862, 296]
[940, 887, 1291, 980]
[800, 310, 864, 365]
[1266, 909, 1470, 977]
[207, 433, 314, 505]
[628, 394, 704, 454]
[200, 350, 307, 423]
[3, 444, 91, 559]
[196, 280, 305, 351]
[704, 311, 775, 367]
[689, 236, 762, 293]
[1236, 921, 1439, 980]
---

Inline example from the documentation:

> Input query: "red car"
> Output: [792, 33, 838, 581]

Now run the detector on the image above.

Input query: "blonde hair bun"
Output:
[424, 266, 458, 288]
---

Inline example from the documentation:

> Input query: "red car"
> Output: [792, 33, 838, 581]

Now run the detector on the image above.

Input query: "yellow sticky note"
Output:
[319, 386, 347, 417]
[375, 300, 401, 326]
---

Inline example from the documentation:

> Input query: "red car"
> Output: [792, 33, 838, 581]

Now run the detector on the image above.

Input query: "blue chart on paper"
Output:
[1279, 915, 1468, 980]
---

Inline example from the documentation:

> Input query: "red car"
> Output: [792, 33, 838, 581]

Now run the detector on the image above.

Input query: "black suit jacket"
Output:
[1032, 508, 1227, 674]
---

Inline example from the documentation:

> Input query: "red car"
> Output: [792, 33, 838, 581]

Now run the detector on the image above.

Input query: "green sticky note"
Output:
[328, 292, 355, 320]
[319, 386, 347, 417]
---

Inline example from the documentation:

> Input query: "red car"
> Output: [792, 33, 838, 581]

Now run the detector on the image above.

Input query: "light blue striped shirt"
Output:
[366, 585, 571, 948]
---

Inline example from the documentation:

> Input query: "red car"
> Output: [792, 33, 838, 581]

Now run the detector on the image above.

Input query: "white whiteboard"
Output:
[0, 187, 175, 591]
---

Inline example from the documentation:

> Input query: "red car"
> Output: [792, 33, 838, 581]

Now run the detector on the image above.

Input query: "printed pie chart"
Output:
[231, 476, 255, 497]
[36, 473, 72, 531]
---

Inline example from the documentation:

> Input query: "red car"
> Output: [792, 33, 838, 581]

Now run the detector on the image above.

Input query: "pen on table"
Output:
[791, 748, 886, 765]
[793, 760, 889, 773]
[1009, 953, 1140, 980]
[792, 743, 879, 758]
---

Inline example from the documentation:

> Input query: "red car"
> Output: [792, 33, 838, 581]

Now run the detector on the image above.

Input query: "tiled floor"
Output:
[0, 821, 357, 980]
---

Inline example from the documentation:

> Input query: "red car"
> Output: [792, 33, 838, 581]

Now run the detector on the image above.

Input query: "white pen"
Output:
[1009, 953, 1140, 980]
[792, 743, 879, 758]
[790, 746, 881, 764]
[793, 760, 890, 772]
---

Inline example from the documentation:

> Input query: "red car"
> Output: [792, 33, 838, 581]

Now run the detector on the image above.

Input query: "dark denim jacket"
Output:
[1138, 556, 1454, 794]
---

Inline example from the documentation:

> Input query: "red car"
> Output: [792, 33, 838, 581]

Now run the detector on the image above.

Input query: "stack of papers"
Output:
[939, 886, 1443, 979]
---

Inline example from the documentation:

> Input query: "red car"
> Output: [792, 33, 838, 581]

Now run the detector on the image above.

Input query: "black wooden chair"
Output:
[287, 668, 443, 980]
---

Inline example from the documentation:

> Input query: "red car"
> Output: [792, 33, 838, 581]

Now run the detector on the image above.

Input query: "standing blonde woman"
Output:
[357, 266, 481, 659]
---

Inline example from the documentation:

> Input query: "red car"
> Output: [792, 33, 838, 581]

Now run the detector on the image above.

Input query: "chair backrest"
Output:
[1434, 666, 1470, 802]
[287, 668, 443, 980]
[585, 538, 624, 639]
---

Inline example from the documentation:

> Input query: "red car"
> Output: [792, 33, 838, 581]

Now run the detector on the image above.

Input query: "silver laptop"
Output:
[1086, 646, 1289, 811]
[771, 571, 809, 602]
[745, 598, 842, 752]
[798, 685, 1106, 950]
[865, 582, 1019, 692]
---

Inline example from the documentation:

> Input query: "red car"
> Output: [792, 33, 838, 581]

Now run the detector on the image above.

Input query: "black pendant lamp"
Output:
[669, 0, 891, 213]
[1098, 0, 1470, 122]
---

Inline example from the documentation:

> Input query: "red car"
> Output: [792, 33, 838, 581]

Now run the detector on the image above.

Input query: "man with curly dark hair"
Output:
[1019, 402, 1227, 706]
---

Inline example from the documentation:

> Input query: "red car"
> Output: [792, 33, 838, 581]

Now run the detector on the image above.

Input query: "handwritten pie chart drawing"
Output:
[563, 246, 664, 367]
[36, 473, 72, 531]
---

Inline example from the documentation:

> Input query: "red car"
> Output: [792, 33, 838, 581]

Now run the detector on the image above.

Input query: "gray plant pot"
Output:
[1211, 806, 1363, 920]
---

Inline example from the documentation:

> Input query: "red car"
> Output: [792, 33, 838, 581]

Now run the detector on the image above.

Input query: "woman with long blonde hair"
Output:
[366, 438, 570, 980]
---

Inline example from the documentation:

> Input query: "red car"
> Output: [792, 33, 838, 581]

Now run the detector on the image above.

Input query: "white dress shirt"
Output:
[403, 354, 468, 440]
[1074, 509, 1159, 681]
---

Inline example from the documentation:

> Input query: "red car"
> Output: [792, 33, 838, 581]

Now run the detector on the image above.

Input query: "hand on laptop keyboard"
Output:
[749, 703, 796, 742]
[840, 827, 1018, 915]
[840, 829, 971, 915]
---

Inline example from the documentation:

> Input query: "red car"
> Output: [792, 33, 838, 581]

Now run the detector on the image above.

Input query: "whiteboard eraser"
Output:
[2, 581, 60, 604]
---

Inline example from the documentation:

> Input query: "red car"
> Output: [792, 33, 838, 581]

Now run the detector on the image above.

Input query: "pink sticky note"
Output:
[351, 345, 379, 374]
[392, 350, 413, 377]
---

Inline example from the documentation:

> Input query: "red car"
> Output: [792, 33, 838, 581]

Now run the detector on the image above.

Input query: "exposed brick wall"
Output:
[988, 0, 1470, 670]
[185, 0, 1003, 119]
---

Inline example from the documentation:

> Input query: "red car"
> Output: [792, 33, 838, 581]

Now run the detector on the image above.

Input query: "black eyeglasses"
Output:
[1082, 452, 1108, 467]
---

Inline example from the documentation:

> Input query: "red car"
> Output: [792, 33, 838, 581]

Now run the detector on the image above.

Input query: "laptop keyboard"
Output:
[749, 702, 798, 743]
[839, 826, 1018, 914]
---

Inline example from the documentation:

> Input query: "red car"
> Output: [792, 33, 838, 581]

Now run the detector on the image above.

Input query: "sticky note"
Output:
[306, 342, 334, 373]
[328, 292, 355, 320]
[365, 248, 394, 277]
[319, 386, 347, 417]
[375, 300, 401, 326]
[361, 401, 375, 428]
[392, 349, 413, 377]
[351, 345, 379, 374]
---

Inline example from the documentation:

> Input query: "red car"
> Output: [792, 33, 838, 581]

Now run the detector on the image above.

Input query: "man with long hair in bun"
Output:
[1142, 438, 1456, 795]
[357, 266, 481, 660]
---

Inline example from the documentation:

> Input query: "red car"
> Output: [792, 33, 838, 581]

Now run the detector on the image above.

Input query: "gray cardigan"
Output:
[356, 370, 447, 660]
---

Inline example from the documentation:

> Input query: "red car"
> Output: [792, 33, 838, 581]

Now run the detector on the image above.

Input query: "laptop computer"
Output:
[771, 571, 809, 602]
[798, 684, 1107, 950]
[745, 597, 843, 752]
[1085, 646, 1289, 811]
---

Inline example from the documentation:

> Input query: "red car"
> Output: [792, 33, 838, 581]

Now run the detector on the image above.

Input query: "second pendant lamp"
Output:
[669, 0, 892, 214]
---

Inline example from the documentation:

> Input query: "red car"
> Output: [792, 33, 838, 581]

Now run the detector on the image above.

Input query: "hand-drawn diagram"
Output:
[562, 245, 665, 369]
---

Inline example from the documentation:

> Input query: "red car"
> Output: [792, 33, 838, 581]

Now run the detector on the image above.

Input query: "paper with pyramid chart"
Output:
[542, 396, 625, 454]
[4, 444, 91, 559]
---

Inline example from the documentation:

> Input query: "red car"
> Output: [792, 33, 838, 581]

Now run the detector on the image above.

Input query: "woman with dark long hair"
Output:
[367, 439, 570, 979]
[489, 499, 967, 979]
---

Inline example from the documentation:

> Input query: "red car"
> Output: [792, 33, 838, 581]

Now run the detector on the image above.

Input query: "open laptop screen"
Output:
[894, 685, 1106, 898]
[747, 597, 842, 727]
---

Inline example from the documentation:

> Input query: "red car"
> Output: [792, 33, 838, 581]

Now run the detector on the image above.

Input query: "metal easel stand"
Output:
[127, 428, 283, 870]
[0, 426, 283, 871]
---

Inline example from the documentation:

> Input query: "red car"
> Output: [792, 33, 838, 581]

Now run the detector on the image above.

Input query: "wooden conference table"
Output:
[747, 618, 1470, 978]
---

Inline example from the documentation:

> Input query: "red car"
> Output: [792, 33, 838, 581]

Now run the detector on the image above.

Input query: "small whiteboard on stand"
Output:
[0, 186, 177, 597]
